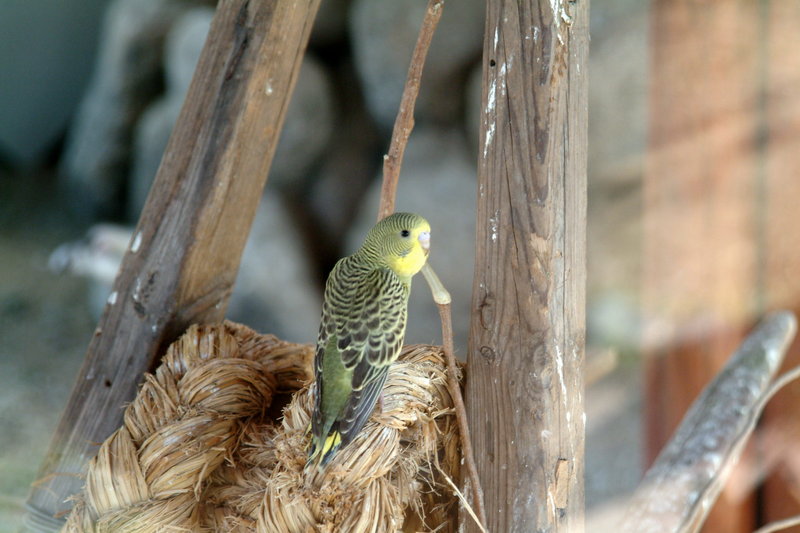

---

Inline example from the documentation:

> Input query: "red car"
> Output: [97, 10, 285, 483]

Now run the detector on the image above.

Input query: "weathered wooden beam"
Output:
[466, 0, 589, 531]
[23, 0, 321, 530]
[620, 311, 798, 533]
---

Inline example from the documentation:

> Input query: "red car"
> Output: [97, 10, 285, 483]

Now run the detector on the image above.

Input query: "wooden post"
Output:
[466, 0, 589, 531]
[23, 0, 321, 530]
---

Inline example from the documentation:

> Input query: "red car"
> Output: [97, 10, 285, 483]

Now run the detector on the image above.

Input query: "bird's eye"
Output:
[400, 229, 410, 238]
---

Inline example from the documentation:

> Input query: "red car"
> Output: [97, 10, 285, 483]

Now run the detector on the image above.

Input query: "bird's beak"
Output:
[419, 231, 430, 253]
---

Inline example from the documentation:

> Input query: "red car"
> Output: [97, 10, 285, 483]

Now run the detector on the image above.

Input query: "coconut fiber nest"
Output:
[61, 322, 461, 532]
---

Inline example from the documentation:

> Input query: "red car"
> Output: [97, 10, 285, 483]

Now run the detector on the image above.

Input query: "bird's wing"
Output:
[334, 267, 408, 444]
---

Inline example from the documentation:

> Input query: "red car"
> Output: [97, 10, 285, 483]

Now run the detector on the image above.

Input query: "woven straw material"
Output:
[61, 322, 459, 532]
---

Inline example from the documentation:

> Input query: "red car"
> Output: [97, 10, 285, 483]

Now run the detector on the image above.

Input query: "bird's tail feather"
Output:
[306, 429, 342, 470]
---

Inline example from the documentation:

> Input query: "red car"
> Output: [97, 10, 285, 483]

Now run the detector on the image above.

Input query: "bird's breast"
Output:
[388, 245, 428, 280]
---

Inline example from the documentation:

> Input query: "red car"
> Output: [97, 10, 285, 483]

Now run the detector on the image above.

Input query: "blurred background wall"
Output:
[0, 0, 110, 166]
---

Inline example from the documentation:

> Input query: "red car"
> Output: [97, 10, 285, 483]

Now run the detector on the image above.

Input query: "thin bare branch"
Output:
[376, 0, 444, 222]
[423, 263, 487, 528]
[758, 358, 800, 416]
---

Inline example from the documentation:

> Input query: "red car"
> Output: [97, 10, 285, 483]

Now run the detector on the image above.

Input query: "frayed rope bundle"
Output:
[62, 322, 460, 532]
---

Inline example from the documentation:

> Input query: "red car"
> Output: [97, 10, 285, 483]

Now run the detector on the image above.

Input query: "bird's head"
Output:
[361, 212, 431, 280]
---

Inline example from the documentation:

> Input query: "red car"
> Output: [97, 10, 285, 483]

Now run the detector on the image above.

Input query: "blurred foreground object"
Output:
[622, 312, 798, 533]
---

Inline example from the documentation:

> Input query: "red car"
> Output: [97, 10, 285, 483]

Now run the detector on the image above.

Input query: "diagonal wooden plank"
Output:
[23, 1, 321, 530]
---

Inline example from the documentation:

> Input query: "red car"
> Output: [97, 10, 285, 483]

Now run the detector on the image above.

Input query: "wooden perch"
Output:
[423, 262, 487, 530]
[619, 311, 798, 533]
[467, 0, 589, 531]
[23, 1, 321, 530]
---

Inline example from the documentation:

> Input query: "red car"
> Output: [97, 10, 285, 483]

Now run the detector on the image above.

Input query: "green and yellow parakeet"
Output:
[307, 212, 431, 469]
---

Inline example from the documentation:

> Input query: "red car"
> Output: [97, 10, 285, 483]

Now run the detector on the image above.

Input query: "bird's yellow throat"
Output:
[387, 240, 429, 280]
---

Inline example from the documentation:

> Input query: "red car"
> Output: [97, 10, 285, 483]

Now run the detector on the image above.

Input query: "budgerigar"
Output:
[307, 212, 431, 469]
